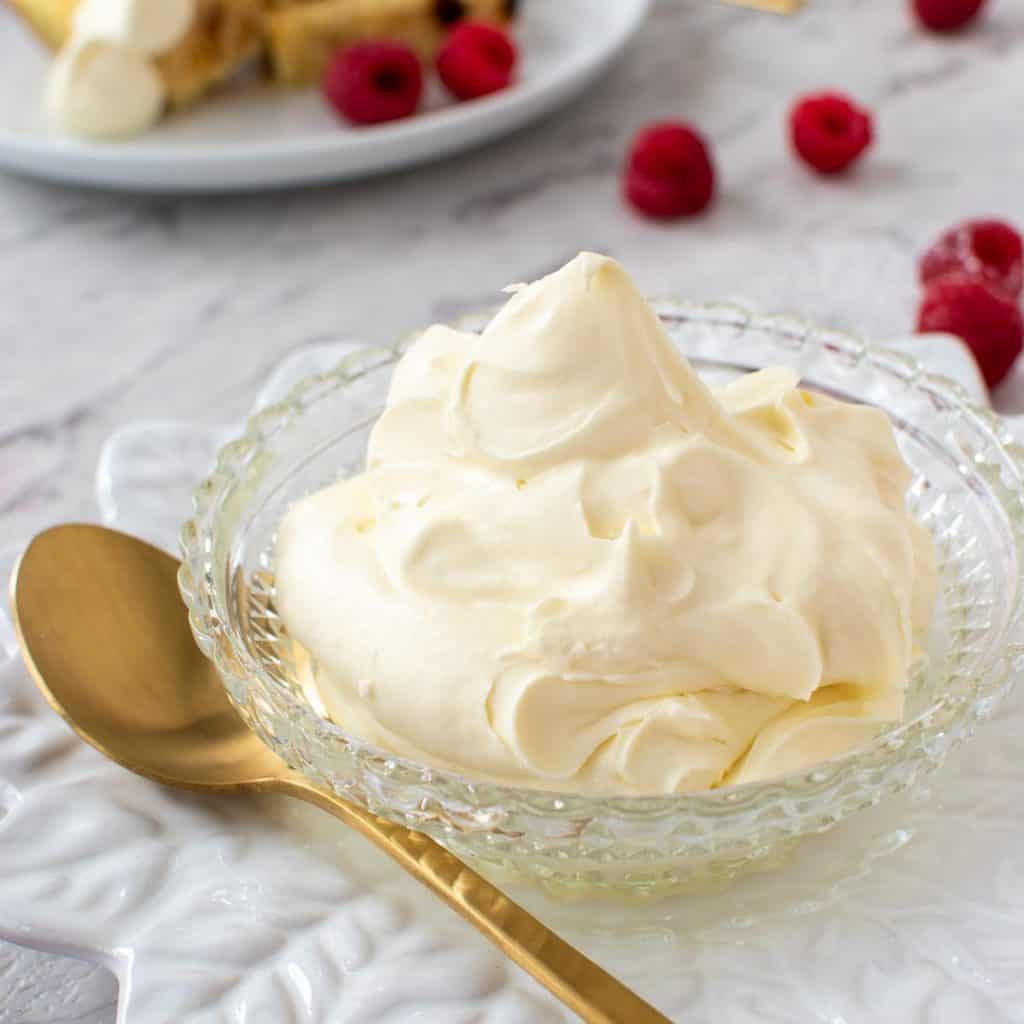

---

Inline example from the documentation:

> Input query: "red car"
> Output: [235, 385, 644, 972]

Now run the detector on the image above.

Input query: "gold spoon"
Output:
[11, 524, 671, 1024]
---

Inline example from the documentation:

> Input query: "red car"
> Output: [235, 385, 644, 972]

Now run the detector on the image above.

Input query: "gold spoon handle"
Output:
[275, 776, 671, 1024]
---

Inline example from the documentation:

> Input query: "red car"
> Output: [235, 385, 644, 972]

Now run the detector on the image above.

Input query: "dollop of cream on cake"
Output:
[47, 0, 194, 138]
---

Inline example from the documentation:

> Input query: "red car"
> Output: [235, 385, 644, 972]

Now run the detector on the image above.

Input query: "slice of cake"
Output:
[157, 0, 264, 107]
[265, 0, 516, 86]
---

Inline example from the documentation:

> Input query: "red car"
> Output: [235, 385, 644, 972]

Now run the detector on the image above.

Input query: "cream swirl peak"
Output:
[275, 253, 937, 794]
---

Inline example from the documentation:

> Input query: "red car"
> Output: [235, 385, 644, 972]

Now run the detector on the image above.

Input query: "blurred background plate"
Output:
[0, 0, 649, 192]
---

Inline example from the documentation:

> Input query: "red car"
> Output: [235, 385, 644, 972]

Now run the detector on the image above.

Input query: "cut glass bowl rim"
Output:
[179, 301, 1024, 830]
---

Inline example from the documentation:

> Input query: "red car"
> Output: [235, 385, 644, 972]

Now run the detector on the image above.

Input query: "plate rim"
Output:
[0, 0, 651, 190]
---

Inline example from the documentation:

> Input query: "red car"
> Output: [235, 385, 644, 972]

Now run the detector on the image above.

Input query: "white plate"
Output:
[0, 0, 649, 192]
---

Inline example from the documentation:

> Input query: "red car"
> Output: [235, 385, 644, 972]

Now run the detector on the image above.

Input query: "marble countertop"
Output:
[4, 0, 1024, 1020]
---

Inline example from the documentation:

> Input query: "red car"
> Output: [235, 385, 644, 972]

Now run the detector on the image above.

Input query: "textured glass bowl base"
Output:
[241, 572, 811, 899]
[180, 305, 1024, 898]
[458, 834, 805, 902]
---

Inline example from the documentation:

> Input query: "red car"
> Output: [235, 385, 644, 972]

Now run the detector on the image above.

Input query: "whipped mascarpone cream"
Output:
[47, 0, 195, 139]
[276, 253, 937, 794]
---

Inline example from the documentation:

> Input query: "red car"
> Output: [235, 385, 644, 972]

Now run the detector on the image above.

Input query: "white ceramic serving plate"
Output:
[3, 331, 1023, 1023]
[0, 0, 648, 192]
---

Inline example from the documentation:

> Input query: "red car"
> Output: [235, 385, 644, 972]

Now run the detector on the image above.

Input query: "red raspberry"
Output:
[437, 21, 517, 101]
[912, 0, 986, 32]
[789, 92, 873, 175]
[323, 41, 423, 125]
[623, 122, 716, 219]
[917, 274, 1023, 389]
[920, 220, 1023, 301]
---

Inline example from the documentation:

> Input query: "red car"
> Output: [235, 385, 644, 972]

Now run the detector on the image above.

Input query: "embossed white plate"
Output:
[2, 334, 1024, 1023]
[0, 0, 648, 192]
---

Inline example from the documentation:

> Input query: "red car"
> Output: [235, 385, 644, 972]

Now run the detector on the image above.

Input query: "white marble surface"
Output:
[4, 1, 1024, 1021]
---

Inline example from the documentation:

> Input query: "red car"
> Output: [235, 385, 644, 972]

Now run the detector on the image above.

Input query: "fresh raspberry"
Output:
[623, 122, 716, 219]
[789, 92, 873, 175]
[912, 0, 987, 32]
[437, 21, 517, 101]
[323, 41, 423, 125]
[917, 274, 1023, 389]
[920, 220, 1023, 301]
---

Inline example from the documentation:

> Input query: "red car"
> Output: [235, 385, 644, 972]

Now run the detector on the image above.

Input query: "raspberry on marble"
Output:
[623, 121, 716, 220]
[917, 274, 1024, 389]
[912, 0, 987, 33]
[920, 220, 1023, 301]
[789, 91, 873, 175]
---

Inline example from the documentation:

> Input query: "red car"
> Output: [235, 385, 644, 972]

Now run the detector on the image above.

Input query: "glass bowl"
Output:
[178, 303, 1024, 899]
